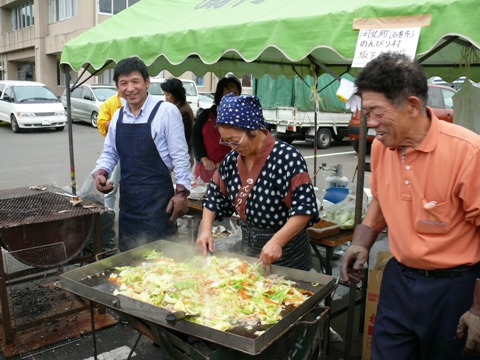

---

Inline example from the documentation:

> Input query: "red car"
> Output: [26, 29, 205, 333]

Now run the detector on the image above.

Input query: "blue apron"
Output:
[116, 101, 175, 252]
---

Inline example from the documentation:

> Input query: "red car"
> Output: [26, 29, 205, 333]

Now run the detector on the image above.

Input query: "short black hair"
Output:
[113, 57, 149, 86]
[214, 76, 242, 105]
[355, 52, 428, 107]
[160, 78, 186, 103]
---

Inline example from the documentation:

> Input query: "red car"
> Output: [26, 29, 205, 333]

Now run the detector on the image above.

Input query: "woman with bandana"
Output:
[196, 93, 319, 270]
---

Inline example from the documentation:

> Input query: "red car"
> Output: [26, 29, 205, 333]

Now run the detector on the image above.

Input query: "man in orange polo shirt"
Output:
[341, 52, 480, 359]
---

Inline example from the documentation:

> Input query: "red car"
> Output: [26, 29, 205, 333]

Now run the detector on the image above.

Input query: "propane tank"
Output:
[325, 164, 349, 190]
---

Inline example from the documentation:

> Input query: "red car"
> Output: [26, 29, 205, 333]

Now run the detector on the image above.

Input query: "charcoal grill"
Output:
[58, 240, 335, 359]
[0, 185, 106, 344]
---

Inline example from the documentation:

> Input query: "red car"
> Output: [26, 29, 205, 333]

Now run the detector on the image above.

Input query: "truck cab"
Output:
[348, 84, 456, 153]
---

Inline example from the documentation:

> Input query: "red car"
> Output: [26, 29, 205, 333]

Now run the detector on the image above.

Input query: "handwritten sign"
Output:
[352, 27, 421, 68]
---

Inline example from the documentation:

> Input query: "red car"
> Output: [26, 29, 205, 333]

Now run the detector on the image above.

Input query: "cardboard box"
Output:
[362, 251, 393, 360]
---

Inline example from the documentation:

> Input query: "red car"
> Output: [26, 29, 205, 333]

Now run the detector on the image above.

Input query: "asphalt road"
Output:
[0, 121, 369, 193]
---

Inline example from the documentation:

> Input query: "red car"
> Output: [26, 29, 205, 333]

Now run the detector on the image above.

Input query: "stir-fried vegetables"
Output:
[111, 250, 312, 331]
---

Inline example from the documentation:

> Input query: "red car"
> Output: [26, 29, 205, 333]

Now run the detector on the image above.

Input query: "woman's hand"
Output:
[196, 208, 216, 256]
[258, 215, 311, 267]
[259, 240, 283, 267]
[196, 229, 214, 256]
[201, 157, 215, 171]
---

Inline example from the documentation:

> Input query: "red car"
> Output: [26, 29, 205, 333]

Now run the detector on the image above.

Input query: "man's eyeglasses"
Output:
[219, 131, 246, 147]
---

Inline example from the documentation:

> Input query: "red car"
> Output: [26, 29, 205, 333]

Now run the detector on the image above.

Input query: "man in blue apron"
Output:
[92, 57, 191, 252]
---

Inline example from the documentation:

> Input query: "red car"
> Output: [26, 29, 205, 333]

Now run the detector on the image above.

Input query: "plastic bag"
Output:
[77, 171, 105, 205]
[322, 194, 368, 230]
[77, 171, 116, 251]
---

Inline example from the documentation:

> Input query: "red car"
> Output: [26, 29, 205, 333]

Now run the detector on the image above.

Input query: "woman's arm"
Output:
[196, 207, 216, 255]
[259, 214, 311, 266]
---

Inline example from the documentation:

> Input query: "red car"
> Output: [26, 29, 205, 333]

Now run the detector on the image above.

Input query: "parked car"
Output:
[61, 84, 118, 128]
[348, 83, 456, 153]
[197, 92, 214, 117]
[0, 80, 67, 133]
[149, 77, 200, 116]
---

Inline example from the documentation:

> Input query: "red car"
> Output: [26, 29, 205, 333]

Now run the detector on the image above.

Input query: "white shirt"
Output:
[95, 94, 191, 189]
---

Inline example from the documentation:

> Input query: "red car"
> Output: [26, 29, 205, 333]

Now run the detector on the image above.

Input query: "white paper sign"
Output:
[352, 27, 421, 68]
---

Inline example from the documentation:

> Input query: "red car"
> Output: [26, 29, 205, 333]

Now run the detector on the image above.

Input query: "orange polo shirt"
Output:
[370, 108, 480, 269]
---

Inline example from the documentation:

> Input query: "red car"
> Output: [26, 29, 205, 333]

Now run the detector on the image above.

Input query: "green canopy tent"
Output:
[60, 2, 480, 356]
[60, 0, 480, 188]
[61, 0, 480, 81]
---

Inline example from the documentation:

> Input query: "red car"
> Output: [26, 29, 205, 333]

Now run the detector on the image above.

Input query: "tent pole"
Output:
[64, 68, 77, 195]
[343, 107, 368, 360]
[312, 71, 320, 188]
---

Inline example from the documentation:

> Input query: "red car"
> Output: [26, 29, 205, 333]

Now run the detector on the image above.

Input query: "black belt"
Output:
[399, 262, 480, 278]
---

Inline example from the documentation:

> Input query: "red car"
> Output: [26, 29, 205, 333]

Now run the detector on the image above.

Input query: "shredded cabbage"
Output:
[111, 255, 312, 332]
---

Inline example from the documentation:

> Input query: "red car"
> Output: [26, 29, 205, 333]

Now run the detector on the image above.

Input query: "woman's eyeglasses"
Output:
[219, 131, 246, 147]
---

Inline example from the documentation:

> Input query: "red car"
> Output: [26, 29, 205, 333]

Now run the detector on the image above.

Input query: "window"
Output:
[194, 75, 204, 86]
[99, 69, 114, 85]
[71, 87, 83, 99]
[49, 0, 77, 23]
[441, 88, 455, 110]
[57, 60, 77, 86]
[3, 86, 14, 102]
[427, 87, 443, 109]
[83, 87, 94, 100]
[183, 81, 198, 96]
[11, 1, 34, 31]
[17, 63, 34, 81]
[99, 0, 140, 15]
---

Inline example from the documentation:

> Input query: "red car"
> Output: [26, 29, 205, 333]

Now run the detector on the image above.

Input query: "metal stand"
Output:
[0, 211, 103, 344]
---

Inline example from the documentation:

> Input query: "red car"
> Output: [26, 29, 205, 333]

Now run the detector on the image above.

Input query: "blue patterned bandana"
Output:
[217, 93, 264, 130]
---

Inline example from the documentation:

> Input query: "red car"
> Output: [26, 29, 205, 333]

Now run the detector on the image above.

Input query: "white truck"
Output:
[255, 74, 353, 149]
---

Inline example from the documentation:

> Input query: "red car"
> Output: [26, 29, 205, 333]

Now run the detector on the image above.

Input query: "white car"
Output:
[0, 80, 67, 133]
[149, 77, 199, 116]
[61, 84, 118, 127]
[197, 92, 214, 117]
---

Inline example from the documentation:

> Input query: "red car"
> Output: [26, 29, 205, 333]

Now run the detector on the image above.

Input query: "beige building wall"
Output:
[0, 0, 249, 96]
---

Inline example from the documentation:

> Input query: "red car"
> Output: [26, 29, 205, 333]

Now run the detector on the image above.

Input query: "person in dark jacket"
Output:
[161, 78, 194, 166]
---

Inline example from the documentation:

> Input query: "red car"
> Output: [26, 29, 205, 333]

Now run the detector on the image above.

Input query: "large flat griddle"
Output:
[58, 240, 335, 355]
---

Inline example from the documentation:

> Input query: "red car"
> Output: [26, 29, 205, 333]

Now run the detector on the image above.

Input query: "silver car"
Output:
[62, 84, 118, 127]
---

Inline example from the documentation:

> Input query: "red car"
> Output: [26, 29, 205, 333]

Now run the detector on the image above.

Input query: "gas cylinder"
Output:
[325, 164, 349, 189]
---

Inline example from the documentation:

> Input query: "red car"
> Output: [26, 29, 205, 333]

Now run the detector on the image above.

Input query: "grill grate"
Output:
[0, 185, 105, 267]
[4, 242, 68, 272]
[0, 185, 102, 228]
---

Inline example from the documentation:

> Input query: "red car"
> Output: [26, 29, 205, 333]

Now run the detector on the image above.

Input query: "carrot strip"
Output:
[240, 289, 251, 300]
[264, 297, 281, 306]
[299, 289, 314, 296]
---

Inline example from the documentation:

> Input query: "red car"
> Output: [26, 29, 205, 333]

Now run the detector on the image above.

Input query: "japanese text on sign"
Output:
[352, 27, 421, 68]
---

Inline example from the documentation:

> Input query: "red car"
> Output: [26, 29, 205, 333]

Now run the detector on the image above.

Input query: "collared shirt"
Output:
[95, 94, 191, 189]
[370, 108, 480, 269]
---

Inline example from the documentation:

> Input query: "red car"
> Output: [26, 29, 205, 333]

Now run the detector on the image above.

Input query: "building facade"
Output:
[0, 0, 235, 96]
